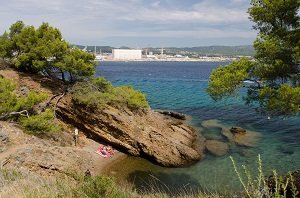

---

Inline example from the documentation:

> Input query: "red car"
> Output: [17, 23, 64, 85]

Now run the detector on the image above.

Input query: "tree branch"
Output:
[42, 93, 63, 111]
[244, 79, 263, 88]
[54, 92, 65, 118]
[0, 110, 29, 120]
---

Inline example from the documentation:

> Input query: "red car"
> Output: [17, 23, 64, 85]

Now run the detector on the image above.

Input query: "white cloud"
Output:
[0, 0, 255, 46]
[79, 27, 256, 39]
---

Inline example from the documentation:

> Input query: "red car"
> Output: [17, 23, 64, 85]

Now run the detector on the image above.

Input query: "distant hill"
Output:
[73, 45, 255, 56]
[161, 45, 255, 56]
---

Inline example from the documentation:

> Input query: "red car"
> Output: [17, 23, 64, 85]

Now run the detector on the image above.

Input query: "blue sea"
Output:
[96, 61, 300, 194]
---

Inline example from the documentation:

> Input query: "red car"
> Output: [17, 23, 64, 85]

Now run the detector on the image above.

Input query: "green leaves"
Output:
[0, 21, 94, 81]
[0, 77, 48, 117]
[208, 58, 255, 101]
[114, 86, 149, 109]
[0, 77, 18, 114]
[249, 0, 300, 35]
[56, 48, 96, 81]
[260, 85, 300, 115]
[208, 1, 300, 116]
[20, 109, 61, 134]
[70, 78, 149, 110]
[0, 77, 60, 134]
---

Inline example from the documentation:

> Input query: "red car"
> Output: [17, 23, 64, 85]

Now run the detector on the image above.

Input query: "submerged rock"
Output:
[222, 128, 261, 147]
[57, 96, 205, 167]
[230, 127, 246, 134]
[201, 119, 223, 129]
[201, 119, 261, 148]
[205, 140, 229, 156]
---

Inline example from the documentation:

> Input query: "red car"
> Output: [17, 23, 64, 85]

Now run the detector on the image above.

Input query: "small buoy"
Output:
[267, 116, 271, 120]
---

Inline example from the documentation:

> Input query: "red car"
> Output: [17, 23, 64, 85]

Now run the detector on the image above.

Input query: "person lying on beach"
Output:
[96, 145, 114, 158]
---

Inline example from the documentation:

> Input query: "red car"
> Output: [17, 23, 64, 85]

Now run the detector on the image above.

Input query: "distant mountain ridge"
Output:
[73, 45, 255, 56]
[165, 45, 255, 56]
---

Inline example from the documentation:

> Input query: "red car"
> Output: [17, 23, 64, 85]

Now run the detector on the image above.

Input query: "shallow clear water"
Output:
[96, 61, 300, 194]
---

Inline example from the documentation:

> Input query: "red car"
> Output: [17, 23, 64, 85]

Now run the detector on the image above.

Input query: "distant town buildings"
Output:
[82, 46, 251, 62]
[112, 49, 142, 60]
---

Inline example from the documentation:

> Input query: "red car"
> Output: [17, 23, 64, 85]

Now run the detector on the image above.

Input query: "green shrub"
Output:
[70, 78, 149, 110]
[0, 77, 18, 114]
[70, 81, 116, 109]
[114, 86, 149, 109]
[91, 77, 113, 92]
[0, 77, 48, 116]
[15, 91, 48, 110]
[20, 109, 61, 134]
[70, 82, 99, 108]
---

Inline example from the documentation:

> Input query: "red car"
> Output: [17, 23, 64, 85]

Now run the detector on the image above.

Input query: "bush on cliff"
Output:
[0, 77, 60, 134]
[0, 77, 18, 115]
[20, 109, 61, 134]
[70, 77, 149, 110]
[0, 77, 48, 117]
[114, 85, 149, 109]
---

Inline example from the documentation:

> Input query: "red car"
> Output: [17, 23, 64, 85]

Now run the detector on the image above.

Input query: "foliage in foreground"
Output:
[0, 169, 132, 198]
[0, 168, 226, 198]
[208, 0, 300, 116]
[1, 159, 298, 198]
[231, 155, 299, 198]
[70, 77, 149, 110]
[2, 155, 299, 198]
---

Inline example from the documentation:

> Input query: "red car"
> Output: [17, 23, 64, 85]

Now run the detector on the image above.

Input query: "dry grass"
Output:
[0, 169, 76, 197]
[0, 168, 227, 198]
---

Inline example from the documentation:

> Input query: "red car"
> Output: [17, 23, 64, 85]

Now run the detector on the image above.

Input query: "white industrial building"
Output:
[112, 49, 142, 60]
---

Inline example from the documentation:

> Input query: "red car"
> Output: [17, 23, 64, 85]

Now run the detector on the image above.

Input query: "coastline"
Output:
[98, 110, 205, 179]
[97, 58, 233, 63]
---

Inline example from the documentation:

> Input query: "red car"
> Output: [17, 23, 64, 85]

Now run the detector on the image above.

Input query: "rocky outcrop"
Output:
[57, 96, 205, 167]
[156, 110, 186, 120]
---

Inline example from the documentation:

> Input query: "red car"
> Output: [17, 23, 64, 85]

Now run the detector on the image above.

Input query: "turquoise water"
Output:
[96, 61, 300, 194]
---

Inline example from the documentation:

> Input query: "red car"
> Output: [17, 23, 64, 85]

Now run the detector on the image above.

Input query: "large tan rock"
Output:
[57, 96, 205, 167]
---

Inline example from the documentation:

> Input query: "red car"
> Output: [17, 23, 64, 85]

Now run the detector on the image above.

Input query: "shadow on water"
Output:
[127, 170, 203, 196]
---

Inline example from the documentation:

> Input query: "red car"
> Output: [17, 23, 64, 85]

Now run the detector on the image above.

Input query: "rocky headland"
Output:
[57, 96, 205, 167]
[0, 68, 205, 174]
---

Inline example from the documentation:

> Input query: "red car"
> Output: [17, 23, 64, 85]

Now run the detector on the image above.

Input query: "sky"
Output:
[0, 0, 257, 47]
